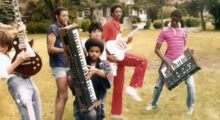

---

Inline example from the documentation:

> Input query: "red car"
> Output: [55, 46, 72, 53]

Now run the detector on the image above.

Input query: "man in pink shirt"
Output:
[146, 10, 195, 115]
[102, 5, 147, 119]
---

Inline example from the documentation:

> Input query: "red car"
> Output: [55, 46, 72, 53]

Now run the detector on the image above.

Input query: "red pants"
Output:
[111, 53, 147, 115]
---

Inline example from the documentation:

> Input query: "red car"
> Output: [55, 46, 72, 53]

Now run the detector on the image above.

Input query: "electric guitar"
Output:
[11, 0, 42, 76]
[106, 23, 146, 61]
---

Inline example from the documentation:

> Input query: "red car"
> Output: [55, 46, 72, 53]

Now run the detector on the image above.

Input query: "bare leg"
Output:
[55, 76, 68, 120]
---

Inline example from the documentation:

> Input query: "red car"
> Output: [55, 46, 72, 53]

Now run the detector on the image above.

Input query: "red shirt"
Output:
[102, 18, 121, 42]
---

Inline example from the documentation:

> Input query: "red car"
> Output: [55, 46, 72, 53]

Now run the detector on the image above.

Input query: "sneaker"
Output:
[187, 107, 194, 115]
[125, 86, 142, 102]
[146, 104, 157, 111]
[111, 114, 128, 120]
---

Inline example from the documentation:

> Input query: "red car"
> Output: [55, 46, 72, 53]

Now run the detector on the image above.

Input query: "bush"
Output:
[153, 20, 163, 29]
[144, 20, 151, 29]
[161, 6, 176, 19]
[130, 16, 139, 24]
[81, 18, 91, 32]
[164, 21, 170, 27]
[184, 17, 201, 27]
[26, 20, 51, 33]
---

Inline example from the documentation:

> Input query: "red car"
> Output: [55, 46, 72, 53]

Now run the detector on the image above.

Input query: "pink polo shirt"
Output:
[157, 27, 187, 61]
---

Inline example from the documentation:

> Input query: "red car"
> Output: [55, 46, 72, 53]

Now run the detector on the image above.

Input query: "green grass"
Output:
[0, 30, 220, 120]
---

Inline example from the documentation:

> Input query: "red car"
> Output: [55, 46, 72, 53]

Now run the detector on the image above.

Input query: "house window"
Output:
[140, 10, 143, 14]
[79, 11, 83, 17]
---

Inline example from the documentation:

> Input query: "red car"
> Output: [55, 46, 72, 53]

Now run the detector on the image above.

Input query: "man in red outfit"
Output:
[102, 5, 147, 119]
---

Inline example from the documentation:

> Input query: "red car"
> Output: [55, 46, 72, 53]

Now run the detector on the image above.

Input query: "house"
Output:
[120, 0, 147, 21]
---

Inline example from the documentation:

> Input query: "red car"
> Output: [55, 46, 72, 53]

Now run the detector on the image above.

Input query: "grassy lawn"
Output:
[0, 30, 220, 120]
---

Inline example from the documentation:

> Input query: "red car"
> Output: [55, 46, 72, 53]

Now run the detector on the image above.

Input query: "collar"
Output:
[86, 56, 101, 68]
[55, 22, 63, 28]
[168, 22, 181, 35]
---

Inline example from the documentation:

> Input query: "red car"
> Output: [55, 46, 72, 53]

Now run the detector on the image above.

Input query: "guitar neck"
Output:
[12, 0, 27, 47]
[124, 27, 140, 42]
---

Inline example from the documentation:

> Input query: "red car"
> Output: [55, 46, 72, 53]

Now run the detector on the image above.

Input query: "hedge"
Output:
[26, 20, 51, 33]
[81, 18, 91, 32]
[153, 20, 163, 29]
[183, 18, 201, 27]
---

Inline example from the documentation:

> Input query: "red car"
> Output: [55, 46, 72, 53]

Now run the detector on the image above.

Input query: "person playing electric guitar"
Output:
[102, 5, 148, 119]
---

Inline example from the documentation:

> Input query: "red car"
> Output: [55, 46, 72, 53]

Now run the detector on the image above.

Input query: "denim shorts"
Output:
[51, 67, 70, 79]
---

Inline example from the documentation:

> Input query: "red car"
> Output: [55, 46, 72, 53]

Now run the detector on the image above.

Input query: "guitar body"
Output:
[11, 37, 42, 76]
[106, 40, 125, 61]
[106, 34, 130, 61]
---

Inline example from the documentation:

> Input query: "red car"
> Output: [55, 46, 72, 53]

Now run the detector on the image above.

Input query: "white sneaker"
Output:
[187, 107, 194, 115]
[111, 114, 128, 120]
[125, 86, 142, 102]
[146, 104, 157, 111]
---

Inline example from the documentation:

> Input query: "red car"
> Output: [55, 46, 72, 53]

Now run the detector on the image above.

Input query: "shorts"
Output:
[51, 67, 70, 79]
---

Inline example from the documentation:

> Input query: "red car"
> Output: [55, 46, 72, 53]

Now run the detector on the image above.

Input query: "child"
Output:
[81, 21, 107, 60]
[0, 30, 42, 119]
[73, 38, 112, 120]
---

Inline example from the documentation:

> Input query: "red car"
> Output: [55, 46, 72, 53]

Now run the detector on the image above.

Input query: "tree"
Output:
[185, 0, 217, 30]
[101, 0, 119, 17]
[132, 0, 161, 23]
[24, 0, 78, 22]
[146, 6, 159, 21]
[174, 3, 188, 18]
[25, 0, 51, 21]
[146, 0, 168, 27]
[209, 0, 220, 30]
[79, 0, 102, 22]
[184, 1, 200, 17]
[0, 0, 14, 24]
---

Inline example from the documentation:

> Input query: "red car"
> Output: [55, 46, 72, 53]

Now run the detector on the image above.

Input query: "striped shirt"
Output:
[157, 27, 187, 61]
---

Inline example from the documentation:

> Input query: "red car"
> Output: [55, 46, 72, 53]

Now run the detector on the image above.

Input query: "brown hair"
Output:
[0, 30, 13, 52]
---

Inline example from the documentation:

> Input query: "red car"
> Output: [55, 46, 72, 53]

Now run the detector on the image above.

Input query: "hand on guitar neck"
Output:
[126, 37, 133, 44]
[17, 22, 26, 32]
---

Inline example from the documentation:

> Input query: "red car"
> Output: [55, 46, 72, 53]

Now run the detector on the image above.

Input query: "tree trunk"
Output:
[103, 5, 107, 17]
[160, 7, 164, 28]
[200, 8, 206, 30]
[137, 8, 140, 19]
[90, 8, 95, 22]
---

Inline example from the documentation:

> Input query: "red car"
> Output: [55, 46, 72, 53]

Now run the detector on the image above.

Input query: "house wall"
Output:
[131, 9, 147, 21]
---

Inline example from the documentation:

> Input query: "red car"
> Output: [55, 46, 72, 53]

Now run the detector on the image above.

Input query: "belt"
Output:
[13, 72, 30, 79]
